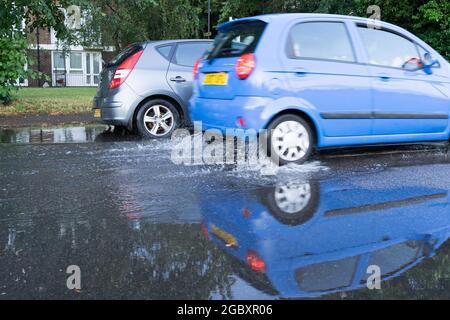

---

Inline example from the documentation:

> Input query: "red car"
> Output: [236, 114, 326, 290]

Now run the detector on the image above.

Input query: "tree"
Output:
[0, 0, 76, 103]
[413, 0, 450, 60]
[77, 0, 203, 52]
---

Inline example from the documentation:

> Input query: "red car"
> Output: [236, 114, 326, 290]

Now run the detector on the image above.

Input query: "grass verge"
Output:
[0, 87, 97, 116]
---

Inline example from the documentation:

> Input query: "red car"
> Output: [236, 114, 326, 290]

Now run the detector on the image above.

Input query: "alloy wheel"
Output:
[143, 105, 174, 137]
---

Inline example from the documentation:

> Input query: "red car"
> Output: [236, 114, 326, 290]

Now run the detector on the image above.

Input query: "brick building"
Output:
[26, 27, 116, 87]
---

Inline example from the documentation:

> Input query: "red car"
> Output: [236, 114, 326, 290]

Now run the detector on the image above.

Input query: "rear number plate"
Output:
[94, 109, 101, 118]
[203, 73, 228, 86]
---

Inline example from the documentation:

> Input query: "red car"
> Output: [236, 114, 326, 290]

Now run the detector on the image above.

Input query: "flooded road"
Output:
[1, 126, 450, 299]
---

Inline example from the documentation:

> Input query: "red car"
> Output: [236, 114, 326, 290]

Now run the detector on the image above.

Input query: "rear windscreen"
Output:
[107, 44, 144, 67]
[207, 20, 267, 60]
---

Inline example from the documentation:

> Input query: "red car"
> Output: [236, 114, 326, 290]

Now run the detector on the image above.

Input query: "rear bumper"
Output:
[189, 95, 273, 133]
[92, 83, 141, 127]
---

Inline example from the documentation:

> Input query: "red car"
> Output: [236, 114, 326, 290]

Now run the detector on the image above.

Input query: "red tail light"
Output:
[193, 58, 202, 80]
[243, 207, 251, 218]
[246, 250, 266, 273]
[236, 53, 256, 80]
[109, 49, 144, 89]
[200, 223, 210, 239]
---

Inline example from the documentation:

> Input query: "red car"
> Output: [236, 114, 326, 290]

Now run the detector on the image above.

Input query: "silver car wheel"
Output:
[143, 105, 174, 137]
[274, 183, 312, 214]
[272, 120, 310, 162]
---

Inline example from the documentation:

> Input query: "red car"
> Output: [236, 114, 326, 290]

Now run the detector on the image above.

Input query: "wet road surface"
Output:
[1, 125, 450, 299]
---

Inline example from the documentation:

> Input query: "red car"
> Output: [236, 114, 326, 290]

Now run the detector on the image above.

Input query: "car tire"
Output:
[266, 114, 314, 165]
[136, 99, 180, 139]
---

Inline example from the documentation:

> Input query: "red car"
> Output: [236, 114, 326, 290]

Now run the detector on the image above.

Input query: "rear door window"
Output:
[173, 42, 211, 67]
[287, 22, 355, 63]
[207, 20, 267, 60]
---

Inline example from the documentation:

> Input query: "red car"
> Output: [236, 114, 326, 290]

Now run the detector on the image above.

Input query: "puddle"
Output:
[0, 125, 108, 144]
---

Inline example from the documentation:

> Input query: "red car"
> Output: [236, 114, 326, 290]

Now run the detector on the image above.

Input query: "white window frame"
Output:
[51, 50, 102, 86]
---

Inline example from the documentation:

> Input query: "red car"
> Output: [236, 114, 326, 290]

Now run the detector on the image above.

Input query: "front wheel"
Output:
[266, 114, 314, 165]
[136, 99, 180, 139]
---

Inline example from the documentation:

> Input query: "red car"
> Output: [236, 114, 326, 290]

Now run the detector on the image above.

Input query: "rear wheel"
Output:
[136, 99, 180, 139]
[266, 114, 314, 165]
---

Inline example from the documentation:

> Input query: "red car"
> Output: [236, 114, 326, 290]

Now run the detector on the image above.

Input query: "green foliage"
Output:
[413, 0, 450, 60]
[0, 0, 74, 104]
[77, 0, 203, 51]
[0, 35, 28, 103]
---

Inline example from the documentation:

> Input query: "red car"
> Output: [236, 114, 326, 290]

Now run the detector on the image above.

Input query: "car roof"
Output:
[219, 13, 400, 30]
[145, 39, 213, 46]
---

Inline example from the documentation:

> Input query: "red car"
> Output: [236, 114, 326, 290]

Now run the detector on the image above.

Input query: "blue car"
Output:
[190, 14, 450, 164]
[200, 177, 450, 298]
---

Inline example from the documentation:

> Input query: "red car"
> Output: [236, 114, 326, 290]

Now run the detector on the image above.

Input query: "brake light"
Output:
[236, 53, 256, 80]
[246, 250, 266, 273]
[193, 58, 202, 80]
[236, 117, 246, 128]
[109, 49, 144, 89]
[200, 223, 210, 239]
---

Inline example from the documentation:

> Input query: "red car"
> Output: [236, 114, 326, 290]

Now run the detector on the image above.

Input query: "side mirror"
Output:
[422, 53, 439, 75]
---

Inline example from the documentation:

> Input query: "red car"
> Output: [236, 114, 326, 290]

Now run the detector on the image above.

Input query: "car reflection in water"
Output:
[200, 178, 450, 298]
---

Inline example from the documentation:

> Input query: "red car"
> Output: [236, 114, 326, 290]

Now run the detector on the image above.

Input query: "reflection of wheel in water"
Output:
[263, 181, 320, 226]
[274, 184, 312, 214]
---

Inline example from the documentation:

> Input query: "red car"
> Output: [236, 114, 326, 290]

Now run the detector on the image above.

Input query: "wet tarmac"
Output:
[1, 125, 450, 299]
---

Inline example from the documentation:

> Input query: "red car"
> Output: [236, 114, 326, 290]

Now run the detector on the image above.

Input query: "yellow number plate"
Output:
[94, 109, 101, 118]
[212, 225, 238, 248]
[203, 73, 229, 86]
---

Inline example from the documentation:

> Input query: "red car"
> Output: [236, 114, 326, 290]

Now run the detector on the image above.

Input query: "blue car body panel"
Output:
[200, 177, 450, 298]
[189, 14, 450, 149]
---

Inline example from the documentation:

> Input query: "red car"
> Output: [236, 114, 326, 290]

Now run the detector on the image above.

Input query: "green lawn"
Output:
[0, 87, 97, 116]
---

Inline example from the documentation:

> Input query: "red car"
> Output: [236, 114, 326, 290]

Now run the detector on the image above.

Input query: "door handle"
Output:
[378, 74, 391, 82]
[170, 76, 187, 83]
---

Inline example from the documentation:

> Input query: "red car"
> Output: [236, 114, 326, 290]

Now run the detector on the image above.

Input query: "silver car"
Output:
[93, 40, 212, 138]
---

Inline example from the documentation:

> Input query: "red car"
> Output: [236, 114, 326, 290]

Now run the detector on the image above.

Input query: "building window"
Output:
[53, 52, 66, 69]
[70, 52, 82, 70]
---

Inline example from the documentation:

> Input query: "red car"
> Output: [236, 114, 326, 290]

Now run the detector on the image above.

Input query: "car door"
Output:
[282, 20, 373, 138]
[167, 41, 212, 105]
[357, 25, 450, 136]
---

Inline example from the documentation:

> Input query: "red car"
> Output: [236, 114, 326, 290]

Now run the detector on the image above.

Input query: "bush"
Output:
[0, 35, 29, 104]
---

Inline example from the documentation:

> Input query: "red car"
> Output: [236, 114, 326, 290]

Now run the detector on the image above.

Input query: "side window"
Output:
[358, 27, 419, 69]
[156, 45, 173, 60]
[173, 42, 211, 67]
[287, 22, 355, 63]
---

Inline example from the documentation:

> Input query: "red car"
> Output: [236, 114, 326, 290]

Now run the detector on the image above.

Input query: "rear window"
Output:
[207, 20, 267, 60]
[107, 44, 144, 67]
[295, 256, 358, 292]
